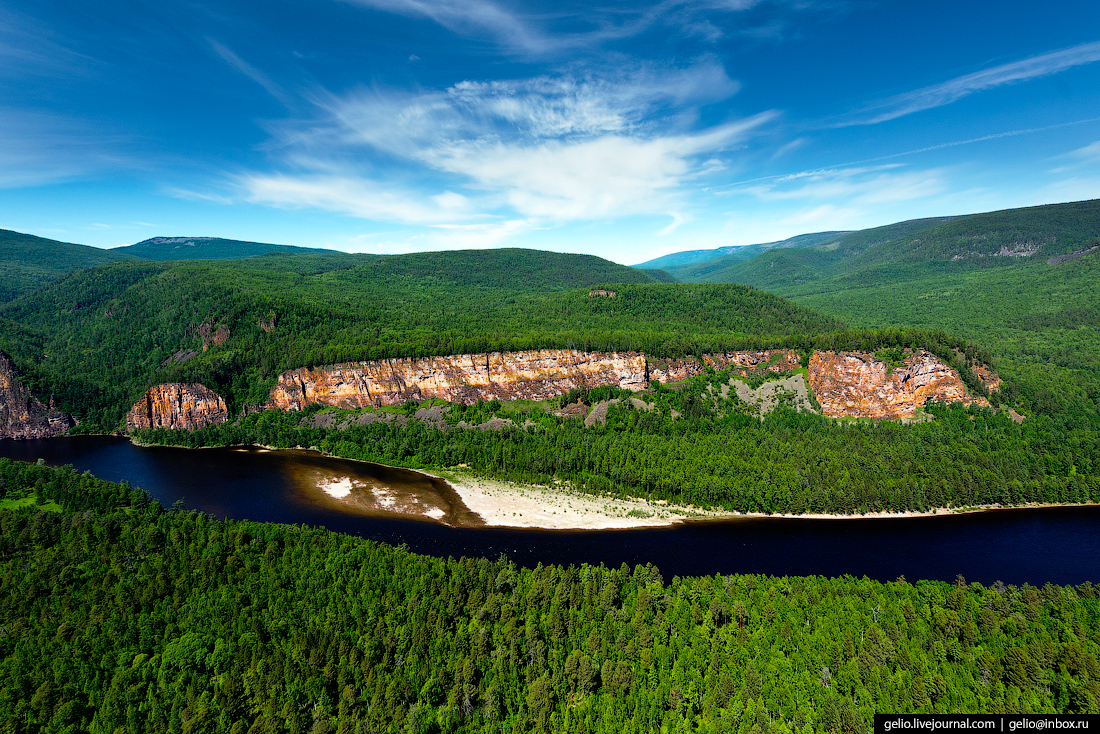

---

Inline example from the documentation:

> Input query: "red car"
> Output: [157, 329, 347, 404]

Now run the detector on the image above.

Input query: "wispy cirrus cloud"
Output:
[240, 174, 479, 224]
[207, 39, 296, 109]
[1051, 140, 1100, 172]
[735, 164, 948, 206]
[0, 108, 131, 188]
[339, 0, 830, 56]
[240, 62, 766, 237]
[338, 0, 559, 54]
[842, 40, 1100, 126]
[0, 6, 97, 79]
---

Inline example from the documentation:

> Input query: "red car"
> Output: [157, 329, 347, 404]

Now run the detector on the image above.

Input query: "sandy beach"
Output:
[433, 471, 724, 529]
[427, 468, 1082, 528]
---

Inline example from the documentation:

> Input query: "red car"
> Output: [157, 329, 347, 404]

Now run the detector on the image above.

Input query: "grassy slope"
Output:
[0, 229, 139, 303]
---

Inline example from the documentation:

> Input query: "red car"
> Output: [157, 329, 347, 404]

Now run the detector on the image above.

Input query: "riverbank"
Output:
[116, 435, 1100, 529]
[431, 470, 1099, 528]
[428, 470, 727, 529]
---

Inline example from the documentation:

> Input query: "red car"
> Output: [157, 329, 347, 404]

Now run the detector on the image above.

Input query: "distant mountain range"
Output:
[114, 236, 336, 260]
[637, 199, 1100, 290]
[633, 231, 851, 270]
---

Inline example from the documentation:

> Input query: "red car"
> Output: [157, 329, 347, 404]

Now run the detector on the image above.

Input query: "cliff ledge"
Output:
[0, 352, 76, 439]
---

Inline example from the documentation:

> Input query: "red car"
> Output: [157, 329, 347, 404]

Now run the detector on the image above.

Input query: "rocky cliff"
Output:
[267, 350, 649, 410]
[126, 383, 228, 431]
[265, 347, 989, 419]
[807, 350, 987, 420]
[0, 352, 76, 439]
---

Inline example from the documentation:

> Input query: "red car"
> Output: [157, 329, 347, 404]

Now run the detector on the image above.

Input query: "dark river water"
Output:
[3, 436, 1099, 587]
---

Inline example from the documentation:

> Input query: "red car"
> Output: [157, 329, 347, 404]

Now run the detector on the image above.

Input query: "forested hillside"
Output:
[113, 235, 340, 260]
[3, 460, 1097, 733]
[634, 231, 849, 271]
[659, 218, 956, 286]
[0, 249, 839, 429]
[0, 229, 138, 304]
[644, 199, 1100, 423]
[664, 199, 1100, 289]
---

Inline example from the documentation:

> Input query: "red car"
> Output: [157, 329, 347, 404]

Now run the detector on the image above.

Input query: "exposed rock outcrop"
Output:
[0, 352, 76, 439]
[649, 350, 803, 384]
[647, 357, 705, 384]
[267, 350, 649, 410]
[126, 383, 228, 431]
[266, 347, 990, 420]
[807, 350, 987, 420]
[196, 320, 230, 351]
[704, 349, 803, 375]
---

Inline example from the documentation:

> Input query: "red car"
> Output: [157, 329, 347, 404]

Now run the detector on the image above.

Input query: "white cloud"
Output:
[318, 62, 738, 153]
[422, 118, 770, 220]
[656, 211, 686, 236]
[0, 108, 126, 188]
[340, 0, 552, 54]
[242, 64, 762, 231]
[208, 39, 295, 108]
[1051, 140, 1100, 172]
[741, 165, 947, 206]
[240, 174, 483, 224]
[845, 40, 1100, 126]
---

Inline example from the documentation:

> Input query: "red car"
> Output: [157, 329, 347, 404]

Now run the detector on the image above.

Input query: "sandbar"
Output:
[434, 471, 722, 530]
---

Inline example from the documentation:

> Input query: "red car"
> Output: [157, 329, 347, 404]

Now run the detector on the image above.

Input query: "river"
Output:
[2, 435, 1098, 587]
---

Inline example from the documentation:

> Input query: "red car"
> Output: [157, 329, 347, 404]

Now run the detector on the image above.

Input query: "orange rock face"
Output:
[807, 350, 987, 420]
[971, 363, 1002, 394]
[126, 383, 228, 431]
[0, 351, 76, 439]
[267, 350, 650, 410]
[265, 347, 992, 418]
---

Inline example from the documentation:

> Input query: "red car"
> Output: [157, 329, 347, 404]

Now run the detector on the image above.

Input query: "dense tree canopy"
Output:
[2, 459, 1097, 733]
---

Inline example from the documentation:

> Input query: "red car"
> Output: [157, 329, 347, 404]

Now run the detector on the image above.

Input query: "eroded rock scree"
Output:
[807, 350, 987, 419]
[126, 383, 228, 431]
[0, 351, 76, 439]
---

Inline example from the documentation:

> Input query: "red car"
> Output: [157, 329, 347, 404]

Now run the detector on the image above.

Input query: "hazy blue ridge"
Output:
[635, 231, 850, 270]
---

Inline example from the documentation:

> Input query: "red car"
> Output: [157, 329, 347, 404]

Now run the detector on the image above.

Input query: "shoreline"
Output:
[68, 433, 1100, 529]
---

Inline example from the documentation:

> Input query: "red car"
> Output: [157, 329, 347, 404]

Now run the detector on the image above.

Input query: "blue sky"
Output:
[3, 0, 1100, 264]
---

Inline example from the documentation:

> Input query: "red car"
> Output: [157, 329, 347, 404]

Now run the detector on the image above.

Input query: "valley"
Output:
[1, 199, 1099, 730]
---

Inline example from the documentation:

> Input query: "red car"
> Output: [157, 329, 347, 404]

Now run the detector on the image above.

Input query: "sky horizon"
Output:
[3, 0, 1099, 264]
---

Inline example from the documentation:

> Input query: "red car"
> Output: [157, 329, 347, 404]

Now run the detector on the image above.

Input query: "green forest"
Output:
[1, 205, 1100, 729]
[3, 460, 1098, 734]
[132, 361, 1099, 516]
[0, 251, 838, 427]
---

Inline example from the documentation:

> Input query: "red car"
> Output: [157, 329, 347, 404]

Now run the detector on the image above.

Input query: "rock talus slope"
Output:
[0, 352, 76, 439]
[126, 383, 228, 431]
